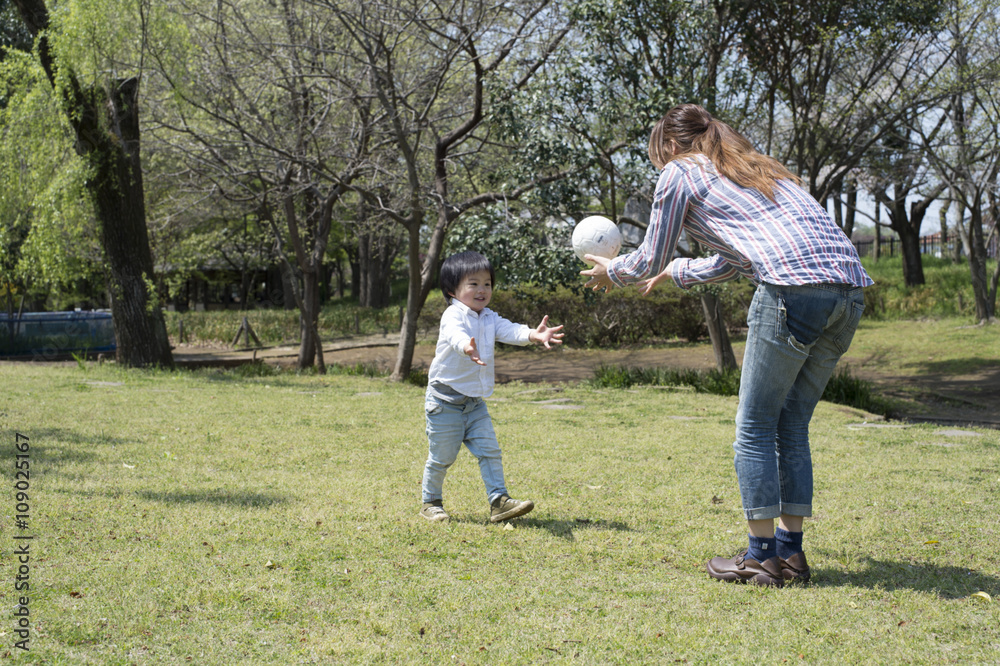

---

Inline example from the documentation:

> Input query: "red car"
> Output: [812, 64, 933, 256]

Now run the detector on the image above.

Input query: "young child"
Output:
[420, 251, 564, 523]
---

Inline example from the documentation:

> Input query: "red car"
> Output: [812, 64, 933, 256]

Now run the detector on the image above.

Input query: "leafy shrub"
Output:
[488, 280, 752, 348]
[163, 302, 407, 346]
[860, 256, 995, 319]
[592, 364, 891, 416]
[590, 364, 741, 394]
[228, 361, 281, 378]
[821, 366, 894, 416]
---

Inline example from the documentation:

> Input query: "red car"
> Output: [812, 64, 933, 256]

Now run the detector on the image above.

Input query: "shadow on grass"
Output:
[811, 558, 1000, 599]
[905, 356, 1000, 378]
[15, 428, 128, 477]
[516, 517, 634, 541]
[136, 489, 289, 508]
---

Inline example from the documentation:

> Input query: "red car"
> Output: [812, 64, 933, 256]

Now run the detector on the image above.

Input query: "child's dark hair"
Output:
[439, 251, 494, 302]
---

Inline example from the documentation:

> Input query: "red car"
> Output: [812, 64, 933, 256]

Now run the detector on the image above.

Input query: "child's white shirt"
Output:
[427, 300, 532, 398]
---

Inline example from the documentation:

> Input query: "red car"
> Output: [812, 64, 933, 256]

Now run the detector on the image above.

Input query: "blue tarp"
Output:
[0, 311, 116, 358]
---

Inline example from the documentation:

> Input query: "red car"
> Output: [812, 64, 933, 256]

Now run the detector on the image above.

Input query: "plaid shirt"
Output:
[608, 155, 873, 290]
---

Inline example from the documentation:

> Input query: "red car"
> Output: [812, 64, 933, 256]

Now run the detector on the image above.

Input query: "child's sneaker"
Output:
[489, 495, 534, 523]
[420, 501, 449, 522]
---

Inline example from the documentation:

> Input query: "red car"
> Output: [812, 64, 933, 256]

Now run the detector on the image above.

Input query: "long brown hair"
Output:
[648, 104, 799, 202]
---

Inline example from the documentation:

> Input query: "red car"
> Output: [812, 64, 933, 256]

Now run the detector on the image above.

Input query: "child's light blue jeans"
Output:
[734, 282, 865, 520]
[422, 395, 508, 504]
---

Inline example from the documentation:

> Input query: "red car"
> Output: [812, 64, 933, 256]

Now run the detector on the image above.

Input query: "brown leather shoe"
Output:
[706, 550, 784, 587]
[779, 552, 811, 583]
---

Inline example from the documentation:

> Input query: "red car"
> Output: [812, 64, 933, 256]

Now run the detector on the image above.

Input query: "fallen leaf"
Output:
[503, 523, 515, 531]
[970, 591, 992, 602]
[924, 540, 939, 544]
[265, 560, 277, 569]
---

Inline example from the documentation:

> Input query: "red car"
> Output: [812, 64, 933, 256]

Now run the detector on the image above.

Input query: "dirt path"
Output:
[173, 333, 1000, 429]
[174, 335, 723, 384]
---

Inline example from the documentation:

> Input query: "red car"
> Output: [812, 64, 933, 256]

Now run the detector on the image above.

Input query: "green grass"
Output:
[2, 359, 998, 664]
[861, 255, 997, 320]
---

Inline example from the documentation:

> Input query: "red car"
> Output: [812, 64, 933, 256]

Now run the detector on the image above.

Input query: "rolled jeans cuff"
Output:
[743, 502, 812, 521]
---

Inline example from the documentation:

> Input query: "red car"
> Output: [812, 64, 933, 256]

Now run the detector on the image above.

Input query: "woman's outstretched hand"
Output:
[580, 255, 614, 293]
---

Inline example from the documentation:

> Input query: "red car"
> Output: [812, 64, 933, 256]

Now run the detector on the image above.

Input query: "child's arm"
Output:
[464, 337, 487, 366]
[528, 315, 564, 350]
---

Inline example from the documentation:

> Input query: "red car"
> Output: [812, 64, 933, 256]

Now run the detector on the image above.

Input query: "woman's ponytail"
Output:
[649, 105, 800, 202]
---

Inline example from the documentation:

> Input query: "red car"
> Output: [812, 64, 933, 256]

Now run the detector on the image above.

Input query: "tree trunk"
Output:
[282, 270, 297, 310]
[938, 200, 950, 260]
[844, 183, 857, 240]
[967, 203, 994, 322]
[700, 291, 737, 371]
[349, 258, 361, 301]
[990, 258, 1000, 320]
[13, 0, 173, 368]
[391, 222, 426, 381]
[331, 256, 344, 299]
[239, 270, 253, 308]
[883, 187, 926, 287]
[874, 206, 882, 261]
[357, 228, 393, 308]
[297, 268, 326, 370]
[896, 223, 925, 287]
[831, 185, 844, 231]
[81, 79, 173, 368]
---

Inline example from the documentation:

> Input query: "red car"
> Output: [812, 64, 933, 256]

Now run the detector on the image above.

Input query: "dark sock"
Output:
[747, 534, 777, 562]
[775, 527, 804, 560]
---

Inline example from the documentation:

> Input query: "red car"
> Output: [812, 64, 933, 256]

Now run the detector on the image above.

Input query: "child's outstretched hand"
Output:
[530, 315, 565, 350]
[464, 337, 487, 366]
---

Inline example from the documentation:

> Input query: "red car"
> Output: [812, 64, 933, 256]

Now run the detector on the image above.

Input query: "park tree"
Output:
[859, 114, 947, 286]
[738, 0, 967, 293]
[445, 204, 581, 291]
[146, 0, 377, 370]
[739, 0, 947, 202]
[10, 0, 174, 367]
[0, 0, 31, 57]
[347, 202, 403, 309]
[316, 0, 575, 381]
[918, 0, 1000, 322]
[0, 53, 103, 313]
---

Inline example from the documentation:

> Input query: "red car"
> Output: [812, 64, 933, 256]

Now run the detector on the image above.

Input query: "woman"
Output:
[582, 103, 872, 587]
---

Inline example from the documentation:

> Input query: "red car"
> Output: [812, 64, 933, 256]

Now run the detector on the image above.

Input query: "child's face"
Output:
[449, 269, 492, 313]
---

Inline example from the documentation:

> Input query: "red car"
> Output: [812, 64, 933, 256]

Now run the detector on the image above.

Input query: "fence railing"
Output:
[853, 234, 998, 260]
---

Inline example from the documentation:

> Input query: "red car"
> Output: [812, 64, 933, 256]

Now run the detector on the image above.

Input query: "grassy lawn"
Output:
[846, 318, 999, 377]
[2, 356, 998, 663]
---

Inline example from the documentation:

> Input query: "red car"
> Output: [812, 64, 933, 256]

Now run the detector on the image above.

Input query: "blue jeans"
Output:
[734, 283, 865, 520]
[422, 395, 508, 504]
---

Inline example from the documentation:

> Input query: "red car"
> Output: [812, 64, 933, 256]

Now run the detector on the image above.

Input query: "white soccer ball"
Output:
[572, 216, 622, 265]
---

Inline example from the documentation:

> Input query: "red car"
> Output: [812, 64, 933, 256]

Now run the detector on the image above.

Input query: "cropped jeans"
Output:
[422, 394, 508, 504]
[734, 282, 865, 520]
